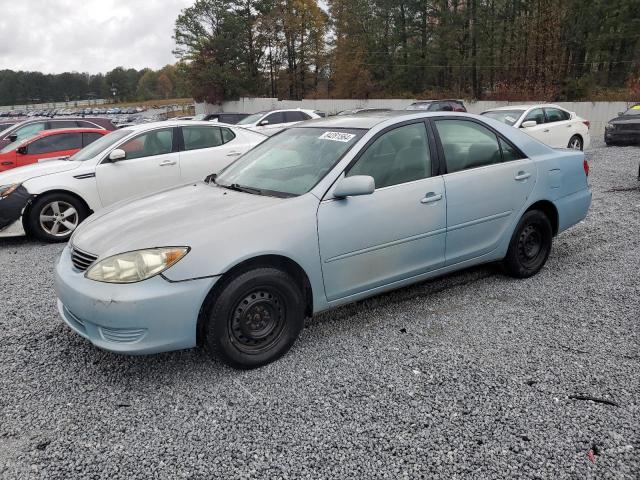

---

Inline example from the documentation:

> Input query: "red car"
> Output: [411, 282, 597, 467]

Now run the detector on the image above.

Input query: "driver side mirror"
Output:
[258, 119, 269, 126]
[108, 149, 126, 162]
[333, 175, 375, 199]
[618, 112, 624, 116]
[8, 134, 18, 142]
[16, 146, 27, 155]
[521, 120, 537, 128]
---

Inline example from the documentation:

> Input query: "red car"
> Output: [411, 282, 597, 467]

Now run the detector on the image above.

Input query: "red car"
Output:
[0, 128, 109, 172]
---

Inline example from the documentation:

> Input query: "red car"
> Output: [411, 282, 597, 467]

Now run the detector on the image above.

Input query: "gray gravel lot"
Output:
[0, 142, 638, 479]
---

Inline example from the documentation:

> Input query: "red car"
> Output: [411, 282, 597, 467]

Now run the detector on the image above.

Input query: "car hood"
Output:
[0, 160, 81, 185]
[72, 183, 286, 258]
[609, 115, 640, 124]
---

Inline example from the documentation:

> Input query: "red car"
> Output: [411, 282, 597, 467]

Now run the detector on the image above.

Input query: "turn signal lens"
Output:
[0, 183, 20, 198]
[86, 247, 189, 283]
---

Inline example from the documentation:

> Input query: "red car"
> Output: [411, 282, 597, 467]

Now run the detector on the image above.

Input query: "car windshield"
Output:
[215, 127, 365, 197]
[69, 129, 132, 161]
[622, 106, 640, 116]
[481, 110, 525, 126]
[236, 112, 266, 125]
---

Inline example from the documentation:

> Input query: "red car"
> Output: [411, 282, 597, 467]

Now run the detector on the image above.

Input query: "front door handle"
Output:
[420, 192, 443, 204]
[226, 152, 242, 157]
[1, 161, 13, 166]
[159, 160, 177, 166]
[543, 129, 550, 132]
[515, 171, 531, 181]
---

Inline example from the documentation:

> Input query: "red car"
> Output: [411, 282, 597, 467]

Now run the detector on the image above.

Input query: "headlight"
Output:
[86, 247, 189, 283]
[0, 183, 20, 198]
[605, 123, 615, 130]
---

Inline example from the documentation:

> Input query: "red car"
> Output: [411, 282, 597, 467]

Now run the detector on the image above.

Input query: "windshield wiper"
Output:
[222, 183, 263, 195]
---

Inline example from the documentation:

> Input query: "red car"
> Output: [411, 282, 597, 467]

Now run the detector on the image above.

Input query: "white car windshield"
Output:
[215, 127, 365, 197]
[481, 110, 525, 126]
[236, 112, 267, 125]
[70, 129, 132, 161]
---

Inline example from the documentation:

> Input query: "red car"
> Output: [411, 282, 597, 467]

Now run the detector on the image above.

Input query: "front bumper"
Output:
[0, 185, 30, 233]
[54, 245, 219, 354]
[604, 129, 640, 144]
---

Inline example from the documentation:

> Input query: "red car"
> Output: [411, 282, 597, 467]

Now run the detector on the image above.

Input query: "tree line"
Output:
[174, 0, 640, 103]
[0, 65, 188, 106]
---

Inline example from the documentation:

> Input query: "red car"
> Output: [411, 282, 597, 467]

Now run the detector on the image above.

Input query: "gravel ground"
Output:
[0, 142, 638, 479]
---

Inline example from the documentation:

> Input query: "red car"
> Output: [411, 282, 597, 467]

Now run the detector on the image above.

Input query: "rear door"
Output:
[95, 127, 180, 206]
[433, 118, 535, 265]
[543, 107, 572, 148]
[178, 125, 243, 181]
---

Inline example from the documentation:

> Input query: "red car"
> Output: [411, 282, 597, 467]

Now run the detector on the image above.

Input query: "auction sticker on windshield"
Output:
[319, 131, 356, 142]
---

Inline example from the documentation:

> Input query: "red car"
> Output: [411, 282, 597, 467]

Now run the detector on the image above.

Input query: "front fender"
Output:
[0, 185, 32, 231]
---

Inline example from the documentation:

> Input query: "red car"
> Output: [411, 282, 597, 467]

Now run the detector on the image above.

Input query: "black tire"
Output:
[502, 210, 553, 278]
[26, 193, 88, 243]
[204, 267, 305, 369]
[568, 134, 583, 150]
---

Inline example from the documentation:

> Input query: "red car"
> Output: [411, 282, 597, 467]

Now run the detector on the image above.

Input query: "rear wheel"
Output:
[26, 193, 88, 243]
[204, 267, 305, 369]
[502, 210, 552, 278]
[568, 135, 583, 150]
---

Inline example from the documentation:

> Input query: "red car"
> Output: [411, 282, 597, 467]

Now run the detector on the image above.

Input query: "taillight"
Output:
[583, 120, 590, 129]
[583, 159, 589, 176]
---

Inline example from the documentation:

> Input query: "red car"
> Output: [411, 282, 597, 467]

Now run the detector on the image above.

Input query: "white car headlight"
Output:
[86, 247, 189, 283]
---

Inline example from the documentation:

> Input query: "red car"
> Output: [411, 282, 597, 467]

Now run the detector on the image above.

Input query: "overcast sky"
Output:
[0, 0, 194, 74]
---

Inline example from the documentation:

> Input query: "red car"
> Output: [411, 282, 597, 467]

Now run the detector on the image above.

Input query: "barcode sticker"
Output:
[319, 131, 356, 142]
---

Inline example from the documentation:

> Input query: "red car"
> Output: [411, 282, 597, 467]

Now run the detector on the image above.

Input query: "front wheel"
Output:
[568, 135, 583, 150]
[204, 267, 305, 369]
[26, 193, 88, 243]
[502, 210, 552, 278]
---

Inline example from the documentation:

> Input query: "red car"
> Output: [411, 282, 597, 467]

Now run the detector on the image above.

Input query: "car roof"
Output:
[484, 104, 565, 112]
[298, 110, 472, 129]
[118, 120, 266, 135]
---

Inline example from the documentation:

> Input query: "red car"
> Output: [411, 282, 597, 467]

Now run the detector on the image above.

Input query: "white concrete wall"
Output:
[196, 98, 636, 137]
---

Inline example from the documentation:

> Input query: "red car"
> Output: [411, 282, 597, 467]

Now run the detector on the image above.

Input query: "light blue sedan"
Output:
[54, 112, 592, 369]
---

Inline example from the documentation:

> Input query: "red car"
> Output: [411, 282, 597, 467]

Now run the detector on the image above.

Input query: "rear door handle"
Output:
[420, 192, 443, 204]
[159, 160, 177, 166]
[543, 129, 550, 132]
[226, 152, 242, 157]
[515, 171, 531, 181]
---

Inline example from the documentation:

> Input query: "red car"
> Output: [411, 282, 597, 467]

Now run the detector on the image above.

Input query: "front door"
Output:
[433, 119, 536, 265]
[519, 108, 551, 145]
[96, 127, 180, 207]
[317, 121, 446, 301]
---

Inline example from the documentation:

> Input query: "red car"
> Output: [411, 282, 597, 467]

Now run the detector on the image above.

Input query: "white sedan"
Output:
[236, 109, 321, 135]
[0, 121, 266, 242]
[481, 104, 591, 150]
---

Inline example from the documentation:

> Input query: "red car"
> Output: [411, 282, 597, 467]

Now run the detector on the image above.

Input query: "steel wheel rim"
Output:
[517, 224, 544, 267]
[230, 288, 286, 354]
[39, 201, 78, 237]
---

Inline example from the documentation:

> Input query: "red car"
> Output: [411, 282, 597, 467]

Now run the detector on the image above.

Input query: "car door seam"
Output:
[446, 210, 512, 232]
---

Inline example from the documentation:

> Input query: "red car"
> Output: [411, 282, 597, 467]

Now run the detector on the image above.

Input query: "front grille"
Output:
[71, 248, 98, 271]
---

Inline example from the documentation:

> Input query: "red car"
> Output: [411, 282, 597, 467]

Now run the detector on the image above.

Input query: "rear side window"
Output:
[545, 108, 570, 122]
[82, 132, 103, 146]
[264, 112, 285, 125]
[435, 120, 502, 173]
[523, 108, 545, 125]
[182, 126, 223, 151]
[51, 120, 78, 129]
[119, 128, 173, 160]
[348, 122, 431, 189]
[29, 133, 82, 154]
[220, 128, 236, 144]
[499, 138, 525, 162]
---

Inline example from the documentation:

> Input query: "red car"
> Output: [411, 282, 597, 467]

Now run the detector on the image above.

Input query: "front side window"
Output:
[216, 127, 365, 196]
[13, 122, 46, 141]
[29, 133, 82, 154]
[523, 108, 545, 125]
[545, 108, 570, 122]
[119, 128, 173, 160]
[347, 122, 431, 189]
[71, 129, 131, 162]
[182, 126, 223, 151]
[82, 132, 104, 146]
[284, 111, 310, 122]
[264, 112, 285, 125]
[435, 120, 502, 173]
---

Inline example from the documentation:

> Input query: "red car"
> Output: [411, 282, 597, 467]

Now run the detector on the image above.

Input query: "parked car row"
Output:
[0, 109, 592, 370]
[0, 106, 149, 119]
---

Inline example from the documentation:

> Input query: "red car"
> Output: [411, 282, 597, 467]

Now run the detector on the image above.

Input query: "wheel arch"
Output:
[525, 200, 559, 236]
[196, 254, 313, 345]
[22, 189, 93, 233]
